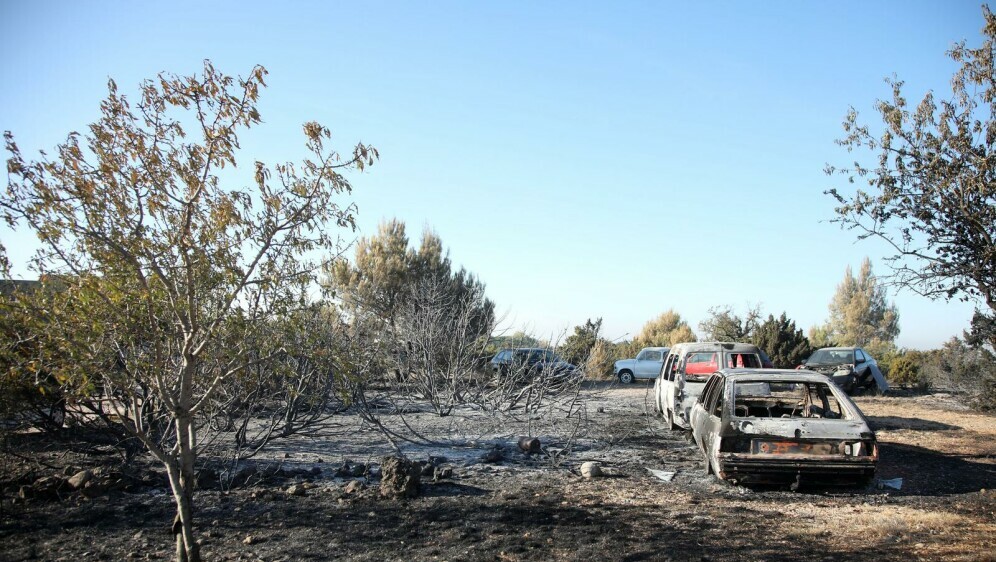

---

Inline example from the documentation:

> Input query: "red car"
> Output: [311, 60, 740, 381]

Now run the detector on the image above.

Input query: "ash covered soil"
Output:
[2, 384, 995, 562]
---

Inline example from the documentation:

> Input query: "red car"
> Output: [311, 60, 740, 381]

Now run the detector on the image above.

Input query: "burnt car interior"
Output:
[732, 381, 848, 419]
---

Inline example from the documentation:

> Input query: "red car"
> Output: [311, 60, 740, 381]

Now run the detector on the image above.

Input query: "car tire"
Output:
[619, 371, 634, 384]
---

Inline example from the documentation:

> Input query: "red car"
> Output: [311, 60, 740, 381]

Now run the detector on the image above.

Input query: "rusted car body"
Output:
[690, 369, 877, 487]
[654, 342, 764, 430]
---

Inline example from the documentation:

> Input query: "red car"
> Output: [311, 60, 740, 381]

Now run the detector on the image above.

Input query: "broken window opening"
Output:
[733, 381, 849, 420]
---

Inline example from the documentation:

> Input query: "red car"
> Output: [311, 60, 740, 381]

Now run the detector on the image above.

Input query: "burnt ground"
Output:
[1, 384, 995, 562]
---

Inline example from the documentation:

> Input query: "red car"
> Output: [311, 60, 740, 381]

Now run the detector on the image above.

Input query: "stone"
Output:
[32, 475, 68, 499]
[343, 480, 365, 494]
[286, 484, 307, 497]
[81, 479, 111, 498]
[379, 456, 420, 499]
[434, 466, 454, 480]
[580, 462, 602, 478]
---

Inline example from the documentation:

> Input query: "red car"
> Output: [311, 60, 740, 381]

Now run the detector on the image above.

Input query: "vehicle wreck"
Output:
[800, 347, 889, 394]
[655, 342, 764, 430]
[690, 369, 877, 488]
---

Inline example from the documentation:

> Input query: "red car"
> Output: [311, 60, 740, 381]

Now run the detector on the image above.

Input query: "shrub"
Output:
[888, 352, 930, 391]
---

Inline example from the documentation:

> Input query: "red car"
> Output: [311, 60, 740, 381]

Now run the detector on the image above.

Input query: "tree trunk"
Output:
[165, 415, 201, 562]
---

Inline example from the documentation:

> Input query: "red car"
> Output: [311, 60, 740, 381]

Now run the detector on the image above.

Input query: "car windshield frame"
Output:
[808, 349, 854, 365]
[731, 378, 855, 420]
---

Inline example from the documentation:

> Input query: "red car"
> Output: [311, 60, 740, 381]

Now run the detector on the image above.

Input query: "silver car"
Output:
[613, 347, 669, 384]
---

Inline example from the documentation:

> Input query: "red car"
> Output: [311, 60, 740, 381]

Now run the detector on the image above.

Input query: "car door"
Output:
[690, 375, 719, 446]
[635, 349, 663, 379]
[657, 352, 677, 412]
[699, 375, 727, 463]
[664, 354, 689, 421]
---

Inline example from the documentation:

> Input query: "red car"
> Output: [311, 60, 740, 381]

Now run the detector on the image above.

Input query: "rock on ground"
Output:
[380, 456, 421, 498]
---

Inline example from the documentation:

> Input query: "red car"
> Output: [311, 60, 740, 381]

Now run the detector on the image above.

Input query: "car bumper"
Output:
[716, 453, 876, 485]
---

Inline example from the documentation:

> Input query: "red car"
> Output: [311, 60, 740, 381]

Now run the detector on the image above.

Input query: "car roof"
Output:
[815, 347, 858, 351]
[668, 341, 762, 353]
[712, 368, 832, 383]
[641, 346, 669, 351]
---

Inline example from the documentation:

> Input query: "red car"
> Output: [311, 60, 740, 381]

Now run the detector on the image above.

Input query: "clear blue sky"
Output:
[0, 1, 987, 349]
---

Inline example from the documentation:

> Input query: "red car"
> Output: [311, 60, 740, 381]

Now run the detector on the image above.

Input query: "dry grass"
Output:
[781, 503, 996, 561]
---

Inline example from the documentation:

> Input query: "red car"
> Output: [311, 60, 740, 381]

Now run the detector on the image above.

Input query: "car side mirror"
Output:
[855, 357, 865, 364]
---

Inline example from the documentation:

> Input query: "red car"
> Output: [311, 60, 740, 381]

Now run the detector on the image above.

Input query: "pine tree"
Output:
[752, 313, 812, 368]
[813, 258, 900, 350]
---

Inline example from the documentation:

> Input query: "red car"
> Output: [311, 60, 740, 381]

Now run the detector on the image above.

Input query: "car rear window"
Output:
[684, 352, 719, 380]
[724, 353, 761, 368]
[733, 380, 851, 420]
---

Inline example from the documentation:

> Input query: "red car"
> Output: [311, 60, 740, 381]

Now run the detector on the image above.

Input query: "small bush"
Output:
[920, 338, 996, 411]
[888, 352, 931, 391]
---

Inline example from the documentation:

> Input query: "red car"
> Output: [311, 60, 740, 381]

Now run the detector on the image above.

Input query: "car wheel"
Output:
[619, 371, 634, 384]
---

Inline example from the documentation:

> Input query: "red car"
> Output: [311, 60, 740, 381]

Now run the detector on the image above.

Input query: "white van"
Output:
[654, 342, 764, 430]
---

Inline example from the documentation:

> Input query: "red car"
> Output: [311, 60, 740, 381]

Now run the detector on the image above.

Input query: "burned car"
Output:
[801, 347, 889, 394]
[689, 369, 877, 488]
[654, 342, 764, 430]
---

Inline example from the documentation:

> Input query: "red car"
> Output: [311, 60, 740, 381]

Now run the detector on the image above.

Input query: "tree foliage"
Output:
[813, 258, 900, 352]
[887, 351, 930, 390]
[488, 331, 544, 352]
[922, 338, 996, 410]
[751, 313, 812, 368]
[327, 219, 494, 339]
[2, 62, 375, 562]
[698, 305, 761, 342]
[632, 310, 696, 349]
[560, 318, 603, 366]
[826, 7, 996, 348]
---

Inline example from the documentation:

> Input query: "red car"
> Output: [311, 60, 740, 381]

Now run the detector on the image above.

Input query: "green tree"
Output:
[327, 219, 494, 338]
[888, 351, 929, 390]
[808, 324, 836, 348]
[751, 313, 812, 368]
[698, 305, 761, 342]
[1, 62, 375, 562]
[327, 219, 412, 325]
[813, 258, 900, 351]
[826, 6, 996, 348]
[632, 310, 697, 349]
[560, 318, 603, 365]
